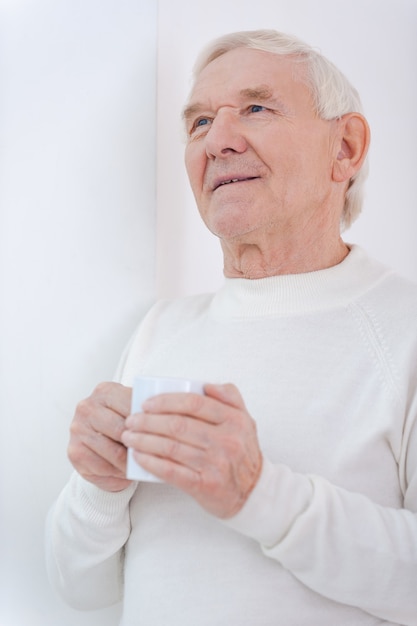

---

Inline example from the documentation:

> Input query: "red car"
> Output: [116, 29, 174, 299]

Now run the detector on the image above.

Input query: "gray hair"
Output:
[191, 29, 369, 230]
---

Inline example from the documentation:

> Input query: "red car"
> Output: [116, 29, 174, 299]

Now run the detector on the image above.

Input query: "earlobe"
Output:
[332, 113, 370, 183]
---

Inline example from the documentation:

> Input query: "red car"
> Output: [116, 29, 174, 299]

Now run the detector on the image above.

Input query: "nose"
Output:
[205, 109, 248, 160]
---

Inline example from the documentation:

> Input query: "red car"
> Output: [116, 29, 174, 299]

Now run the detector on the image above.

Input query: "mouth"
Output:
[213, 176, 259, 191]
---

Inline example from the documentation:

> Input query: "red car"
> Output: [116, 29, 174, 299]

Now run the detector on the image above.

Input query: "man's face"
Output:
[183, 47, 340, 244]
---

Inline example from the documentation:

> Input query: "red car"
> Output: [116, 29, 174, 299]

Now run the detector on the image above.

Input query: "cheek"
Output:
[184, 146, 205, 193]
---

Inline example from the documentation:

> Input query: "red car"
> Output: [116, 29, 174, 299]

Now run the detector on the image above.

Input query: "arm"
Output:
[46, 382, 137, 609]
[122, 382, 417, 625]
[46, 472, 136, 609]
[223, 457, 417, 625]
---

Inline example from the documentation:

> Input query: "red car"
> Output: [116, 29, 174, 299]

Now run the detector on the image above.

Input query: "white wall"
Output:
[1, 1, 416, 625]
[0, 1, 157, 625]
[156, 0, 417, 297]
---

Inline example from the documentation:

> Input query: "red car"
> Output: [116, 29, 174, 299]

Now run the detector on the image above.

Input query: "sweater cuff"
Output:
[221, 457, 313, 548]
[68, 472, 138, 526]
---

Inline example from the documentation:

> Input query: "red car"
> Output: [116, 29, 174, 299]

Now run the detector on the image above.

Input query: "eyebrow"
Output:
[182, 102, 205, 123]
[239, 87, 290, 114]
[239, 86, 274, 100]
[182, 85, 289, 122]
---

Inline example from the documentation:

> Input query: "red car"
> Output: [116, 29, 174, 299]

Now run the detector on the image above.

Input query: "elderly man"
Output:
[46, 30, 417, 625]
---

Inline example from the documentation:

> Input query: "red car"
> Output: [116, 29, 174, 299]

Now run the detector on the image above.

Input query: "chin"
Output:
[209, 221, 256, 242]
[201, 206, 256, 240]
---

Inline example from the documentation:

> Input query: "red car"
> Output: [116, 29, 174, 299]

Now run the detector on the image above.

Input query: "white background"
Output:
[0, 1, 157, 625]
[1, 1, 416, 625]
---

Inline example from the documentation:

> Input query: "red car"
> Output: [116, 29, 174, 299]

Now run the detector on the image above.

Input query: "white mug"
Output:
[126, 375, 204, 481]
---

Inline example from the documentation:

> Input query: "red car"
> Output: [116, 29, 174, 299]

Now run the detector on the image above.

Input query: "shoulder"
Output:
[346, 244, 417, 319]
[117, 292, 215, 385]
[360, 268, 417, 325]
[127, 292, 215, 337]
[150, 292, 215, 323]
[354, 262, 417, 383]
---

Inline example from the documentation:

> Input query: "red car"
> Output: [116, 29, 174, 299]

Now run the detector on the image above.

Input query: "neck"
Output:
[221, 232, 349, 278]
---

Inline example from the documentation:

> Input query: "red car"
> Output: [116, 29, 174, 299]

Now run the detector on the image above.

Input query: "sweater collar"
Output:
[210, 245, 391, 319]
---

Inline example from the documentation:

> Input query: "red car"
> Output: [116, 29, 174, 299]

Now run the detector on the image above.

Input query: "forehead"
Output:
[186, 47, 313, 112]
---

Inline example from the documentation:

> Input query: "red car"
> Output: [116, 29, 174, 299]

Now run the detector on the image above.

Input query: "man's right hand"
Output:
[67, 382, 133, 492]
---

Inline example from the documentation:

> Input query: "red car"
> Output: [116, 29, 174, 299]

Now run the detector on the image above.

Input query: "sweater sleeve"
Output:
[223, 456, 417, 626]
[45, 472, 137, 610]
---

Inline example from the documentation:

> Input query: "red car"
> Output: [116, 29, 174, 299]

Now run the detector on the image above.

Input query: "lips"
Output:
[213, 176, 258, 191]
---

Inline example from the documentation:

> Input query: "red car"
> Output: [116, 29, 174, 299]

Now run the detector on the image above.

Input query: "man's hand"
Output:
[68, 382, 133, 492]
[121, 383, 262, 518]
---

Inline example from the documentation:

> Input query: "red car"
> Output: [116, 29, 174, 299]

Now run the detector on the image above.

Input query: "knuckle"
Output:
[190, 448, 205, 472]
[166, 438, 180, 458]
[69, 418, 82, 438]
[112, 443, 127, 467]
[185, 470, 201, 491]
[216, 452, 231, 476]
[74, 397, 95, 422]
[222, 433, 242, 457]
[111, 418, 126, 441]
[67, 442, 83, 467]
[164, 462, 178, 482]
[187, 393, 204, 415]
[199, 466, 222, 494]
[229, 409, 255, 435]
[94, 381, 114, 399]
[169, 415, 186, 437]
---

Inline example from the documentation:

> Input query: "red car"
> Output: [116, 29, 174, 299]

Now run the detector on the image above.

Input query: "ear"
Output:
[332, 113, 370, 183]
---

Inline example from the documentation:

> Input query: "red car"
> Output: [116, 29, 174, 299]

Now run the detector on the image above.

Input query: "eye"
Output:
[189, 116, 212, 136]
[249, 104, 267, 113]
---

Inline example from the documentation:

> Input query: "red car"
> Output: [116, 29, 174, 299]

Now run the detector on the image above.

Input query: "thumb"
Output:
[203, 382, 246, 410]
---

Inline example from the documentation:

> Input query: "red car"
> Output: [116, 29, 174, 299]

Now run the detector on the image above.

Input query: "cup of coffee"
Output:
[126, 375, 204, 481]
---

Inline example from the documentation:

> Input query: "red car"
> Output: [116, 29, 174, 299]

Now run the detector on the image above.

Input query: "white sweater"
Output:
[46, 245, 417, 625]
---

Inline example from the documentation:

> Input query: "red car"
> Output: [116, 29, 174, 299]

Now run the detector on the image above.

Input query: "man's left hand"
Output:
[121, 383, 262, 518]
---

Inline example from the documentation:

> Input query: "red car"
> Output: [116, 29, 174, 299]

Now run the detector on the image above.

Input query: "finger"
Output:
[124, 410, 211, 449]
[84, 432, 128, 473]
[69, 417, 128, 474]
[123, 429, 206, 473]
[72, 444, 132, 492]
[203, 383, 246, 410]
[75, 390, 131, 444]
[91, 406, 127, 444]
[131, 450, 201, 488]
[68, 440, 128, 479]
[92, 382, 132, 418]
[141, 391, 237, 426]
